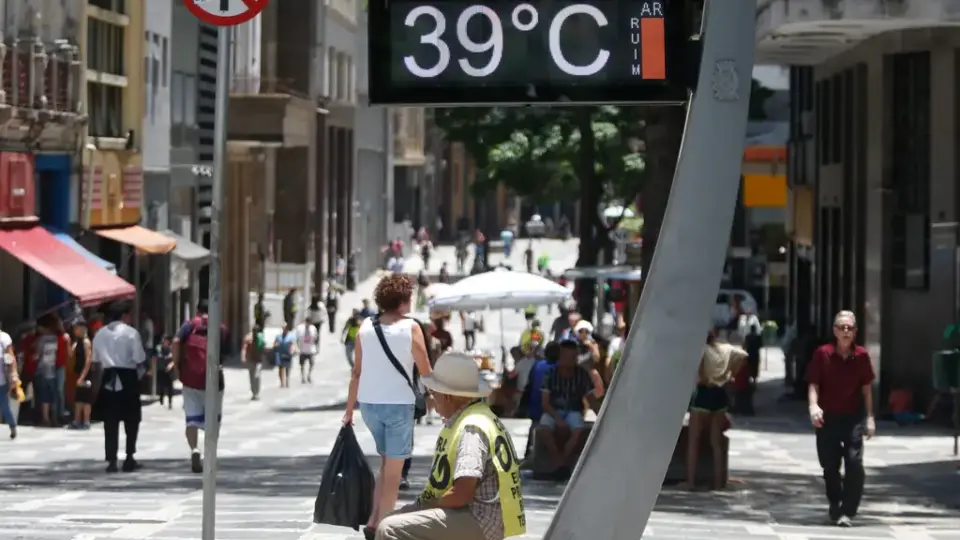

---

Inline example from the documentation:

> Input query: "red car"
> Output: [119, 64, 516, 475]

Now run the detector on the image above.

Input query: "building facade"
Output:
[759, 0, 960, 402]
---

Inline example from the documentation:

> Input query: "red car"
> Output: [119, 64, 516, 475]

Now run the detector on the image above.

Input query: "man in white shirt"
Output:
[295, 320, 319, 384]
[0, 329, 17, 439]
[92, 300, 147, 473]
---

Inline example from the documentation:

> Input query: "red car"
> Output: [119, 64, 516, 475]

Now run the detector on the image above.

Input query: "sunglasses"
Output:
[834, 324, 856, 332]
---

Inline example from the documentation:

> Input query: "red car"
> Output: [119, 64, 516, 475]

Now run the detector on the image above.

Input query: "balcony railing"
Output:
[230, 76, 310, 100]
[0, 38, 81, 113]
[393, 107, 425, 164]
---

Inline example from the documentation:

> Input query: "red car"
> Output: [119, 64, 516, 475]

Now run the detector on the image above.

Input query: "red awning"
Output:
[0, 226, 135, 306]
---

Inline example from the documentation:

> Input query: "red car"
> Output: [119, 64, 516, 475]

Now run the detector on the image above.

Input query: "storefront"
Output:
[83, 150, 176, 330]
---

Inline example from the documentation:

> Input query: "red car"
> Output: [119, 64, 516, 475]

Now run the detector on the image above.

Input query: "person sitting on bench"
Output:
[536, 340, 603, 475]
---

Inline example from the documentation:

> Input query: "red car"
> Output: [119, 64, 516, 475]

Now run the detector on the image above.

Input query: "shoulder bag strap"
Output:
[372, 316, 417, 393]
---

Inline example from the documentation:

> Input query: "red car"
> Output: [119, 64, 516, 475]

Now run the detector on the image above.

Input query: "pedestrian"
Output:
[241, 325, 265, 400]
[172, 300, 229, 473]
[341, 310, 362, 368]
[69, 318, 97, 429]
[0, 326, 18, 439]
[34, 314, 68, 427]
[307, 295, 326, 335]
[342, 274, 433, 538]
[359, 298, 376, 319]
[374, 351, 526, 540]
[283, 287, 299, 328]
[295, 317, 319, 384]
[92, 300, 146, 473]
[326, 285, 340, 334]
[806, 310, 876, 527]
[683, 328, 745, 491]
[273, 324, 296, 389]
[461, 311, 480, 350]
[152, 335, 175, 409]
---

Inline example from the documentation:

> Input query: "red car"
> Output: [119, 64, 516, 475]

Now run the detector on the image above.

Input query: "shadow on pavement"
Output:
[3, 453, 958, 526]
[657, 465, 960, 527]
[273, 401, 348, 413]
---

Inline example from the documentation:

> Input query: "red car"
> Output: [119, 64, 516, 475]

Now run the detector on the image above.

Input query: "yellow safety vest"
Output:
[418, 402, 527, 537]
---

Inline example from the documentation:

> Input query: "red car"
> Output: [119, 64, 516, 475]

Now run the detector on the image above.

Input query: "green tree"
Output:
[435, 106, 646, 321]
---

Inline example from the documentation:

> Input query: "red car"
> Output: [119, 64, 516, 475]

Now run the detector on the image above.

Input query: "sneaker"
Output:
[9, 427, 15, 440]
[191, 451, 203, 473]
[122, 457, 141, 472]
[82, 423, 91, 430]
[836, 515, 853, 527]
[399, 477, 410, 490]
[105, 461, 119, 473]
[68, 422, 82, 430]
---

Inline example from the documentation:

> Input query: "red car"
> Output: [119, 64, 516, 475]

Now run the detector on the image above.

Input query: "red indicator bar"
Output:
[641, 17, 666, 80]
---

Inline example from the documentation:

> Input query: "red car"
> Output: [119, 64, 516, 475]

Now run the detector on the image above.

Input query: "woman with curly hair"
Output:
[343, 274, 433, 538]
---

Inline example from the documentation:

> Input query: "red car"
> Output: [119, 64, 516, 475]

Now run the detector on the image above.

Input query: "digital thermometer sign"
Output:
[367, 0, 690, 105]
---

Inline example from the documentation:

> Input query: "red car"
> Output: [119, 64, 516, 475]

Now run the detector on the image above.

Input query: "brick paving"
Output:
[0, 245, 958, 539]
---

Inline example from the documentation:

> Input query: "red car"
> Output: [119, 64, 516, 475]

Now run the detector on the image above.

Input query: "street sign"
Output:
[185, 0, 268, 27]
[367, 0, 692, 105]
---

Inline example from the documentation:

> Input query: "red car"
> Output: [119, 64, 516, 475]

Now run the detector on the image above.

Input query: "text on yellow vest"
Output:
[418, 402, 526, 537]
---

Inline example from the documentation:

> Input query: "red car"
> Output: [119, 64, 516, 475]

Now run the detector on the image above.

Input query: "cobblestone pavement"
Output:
[1, 246, 958, 539]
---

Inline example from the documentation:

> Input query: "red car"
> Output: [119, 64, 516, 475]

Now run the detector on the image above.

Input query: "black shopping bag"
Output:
[313, 424, 375, 530]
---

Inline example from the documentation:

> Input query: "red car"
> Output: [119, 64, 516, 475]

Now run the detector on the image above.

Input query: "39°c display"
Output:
[367, 0, 691, 105]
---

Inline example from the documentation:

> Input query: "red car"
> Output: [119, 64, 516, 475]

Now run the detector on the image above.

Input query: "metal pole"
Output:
[543, 2, 756, 538]
[202, 27, 231, 540]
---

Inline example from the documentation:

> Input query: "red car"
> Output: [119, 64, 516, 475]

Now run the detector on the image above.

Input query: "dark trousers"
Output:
[327, 312, 337, 334]
[524, 422, 537, 459]
[99, 369, 143, 463]
[816, 413, 865, 517]
[156, 370, 175, 405]
[463, 331, 476, 350]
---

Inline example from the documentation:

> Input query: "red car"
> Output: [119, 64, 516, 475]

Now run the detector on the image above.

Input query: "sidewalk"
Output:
[705, 348, 960, 533]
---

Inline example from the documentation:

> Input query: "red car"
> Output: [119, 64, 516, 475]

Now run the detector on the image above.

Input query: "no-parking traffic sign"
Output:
[184, 0, 268, 27]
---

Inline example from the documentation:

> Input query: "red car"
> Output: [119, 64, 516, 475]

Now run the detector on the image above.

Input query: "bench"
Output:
[663, 413, 729, 488]
[530, 421, 593, 479]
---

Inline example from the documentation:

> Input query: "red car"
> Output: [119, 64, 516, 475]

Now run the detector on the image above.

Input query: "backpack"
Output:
[179, 316, 224, 391]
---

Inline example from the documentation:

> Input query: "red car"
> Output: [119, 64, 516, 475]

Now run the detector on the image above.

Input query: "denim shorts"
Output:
[34, 377, 57, 405]
[538, 410, 585, 431]
[359, 402, 415, 459]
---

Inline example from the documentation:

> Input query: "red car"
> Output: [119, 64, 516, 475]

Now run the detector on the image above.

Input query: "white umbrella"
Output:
[603, 205, 635, 219]
[429, 269, 571, 311]
[424, 282, 452, 299]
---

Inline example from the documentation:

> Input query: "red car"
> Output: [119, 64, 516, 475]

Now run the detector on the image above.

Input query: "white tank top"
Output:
[357, 317, 417, 405]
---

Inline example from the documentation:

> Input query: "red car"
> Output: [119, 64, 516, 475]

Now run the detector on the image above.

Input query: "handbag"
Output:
[372, 316, 427, 420]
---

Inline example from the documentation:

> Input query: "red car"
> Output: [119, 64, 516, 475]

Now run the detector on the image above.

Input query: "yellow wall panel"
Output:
[743, 174, 787, 208]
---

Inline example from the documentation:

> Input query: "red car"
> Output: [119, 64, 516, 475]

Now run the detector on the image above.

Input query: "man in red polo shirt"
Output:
[806, 310, 876, 528]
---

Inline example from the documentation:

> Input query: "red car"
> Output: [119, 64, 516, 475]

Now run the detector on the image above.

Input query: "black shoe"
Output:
[191, 451, 203, 473]
[106, 461, 119, 473]
[399, 477, 410, 490]
[828, 505, 842, 522]
[122, 458, 141, 472]
[362, 526, 376, 540]
[9, 427, 15, 440]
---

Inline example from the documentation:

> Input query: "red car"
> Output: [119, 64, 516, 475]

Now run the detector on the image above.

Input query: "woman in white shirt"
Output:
[342, 274, 432, 537]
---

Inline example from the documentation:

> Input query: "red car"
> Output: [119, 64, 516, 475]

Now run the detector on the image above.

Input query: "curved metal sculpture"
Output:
[544, 2, 757, 538]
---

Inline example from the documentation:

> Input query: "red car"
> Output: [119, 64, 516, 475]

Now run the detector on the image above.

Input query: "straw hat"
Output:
[421, 351, 492, 398]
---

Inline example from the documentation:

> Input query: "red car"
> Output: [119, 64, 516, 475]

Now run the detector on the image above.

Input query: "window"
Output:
[87, 19, 125, 76]
[87, 82, 123, 138]
[172, 72, 184, 125]
[347, 57, 355, 103]
[817, 79, 830, 165]
[89, 0, 126, 12]
[161, 37, 168, 86]
[184, 75, 196, 127]
[327, 47, 337, 99]
[887, 51, 931, 290]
